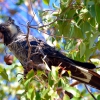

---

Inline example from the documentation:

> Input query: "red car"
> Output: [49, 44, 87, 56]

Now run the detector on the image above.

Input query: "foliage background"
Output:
[0, 0, 100, 100]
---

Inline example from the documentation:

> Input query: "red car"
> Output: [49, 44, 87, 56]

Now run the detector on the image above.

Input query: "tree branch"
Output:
[70, 81, 80, 87]
[84, 84, 97, 100]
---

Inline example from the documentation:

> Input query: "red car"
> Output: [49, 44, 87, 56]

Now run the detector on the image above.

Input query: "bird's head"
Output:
[0, 17, 21, 45]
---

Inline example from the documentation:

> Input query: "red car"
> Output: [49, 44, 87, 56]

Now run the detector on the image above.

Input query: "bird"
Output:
[0, 17, 100, 90]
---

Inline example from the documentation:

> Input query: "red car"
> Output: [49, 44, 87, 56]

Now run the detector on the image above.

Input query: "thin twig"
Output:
[16, 73, 24, 77]
[29, 17, 74, 29]
[26, 22, 32, 61]
[70, 81, 80, 87]
[20, 23, 77, 40]
[38, 29, 77, 40]
[27, 0, 72, 29]
[29, 17, 59, 29]
[29, 0, 35, 18]
[34, 75, 44, 85]
[18, 78, 23, 82]
[84, 84, 97, 100]
[28, 0, 37, 24]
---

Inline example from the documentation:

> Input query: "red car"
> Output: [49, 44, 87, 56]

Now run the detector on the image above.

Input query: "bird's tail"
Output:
[65, 64, 100, 90]
[86, 70, 100, 90]
[49, 57, 100, 90]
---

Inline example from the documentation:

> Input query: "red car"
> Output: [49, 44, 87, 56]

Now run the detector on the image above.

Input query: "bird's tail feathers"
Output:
[69, 65, 100, 90]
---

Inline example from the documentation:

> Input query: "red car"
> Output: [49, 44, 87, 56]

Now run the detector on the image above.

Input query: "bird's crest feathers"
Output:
[7, 17, 15, 24]
[7, 17, 20, 35]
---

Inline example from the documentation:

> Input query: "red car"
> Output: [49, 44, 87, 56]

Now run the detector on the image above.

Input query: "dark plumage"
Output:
[0, 17, 100, 90]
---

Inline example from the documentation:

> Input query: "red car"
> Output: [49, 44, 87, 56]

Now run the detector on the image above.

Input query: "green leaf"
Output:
[16, 0, 24, 5]
[63, 85, 80, 98]
[89, 4, 96, 17]
[43, 0, 50, 5]
[53, 40, 60, 49]
[67, 9, 76, 18]
[36, 91, 41, 100]
[96, 41, 100, 50]
[87, 1, 95, 17]
[80, 42, 86, 58]
[97, 95, 100, 100]
[85, 47, 94, 61]
[98, 24, 100, 32]
[63, 94, 70, 100]
[95, 3, 100, 24]
[60, 0, 72, 9]
[0, 69, 9, 81]
[79, 9, 91, 20]
[58, 78, 68, 87]
[48, 88, 54, 96]
[89, 17, 96, 27]
[51, 66, 59, 81]
[48, 72, 54, 87]
[52, 3, 59, 9]
[26, 70, 34, 79]
[0, 66, 4, 73]
[80, 21, 91, 34]
[31, 89, 35, 100]
[41, 88, 49, 99]
[89, 32, 100, 48]
[27, 88, 34, 99]
[48, 87, 58, 99]
[70, 24, 74, 37]
[73, 25, 83, 38]
[24, 78, 32, 90]
[57, 21, 71, 37]
[71, 97, 81, 100]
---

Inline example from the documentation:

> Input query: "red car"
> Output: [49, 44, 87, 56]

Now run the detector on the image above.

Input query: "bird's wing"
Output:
[9, 36, 100, 90]
[28, 38, 100, 90]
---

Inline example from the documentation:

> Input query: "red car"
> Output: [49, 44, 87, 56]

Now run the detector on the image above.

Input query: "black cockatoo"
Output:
[0, 17, 100, 90]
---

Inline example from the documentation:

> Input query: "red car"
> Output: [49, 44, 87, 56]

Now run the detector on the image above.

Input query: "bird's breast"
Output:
[8, 41, 28, 65]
